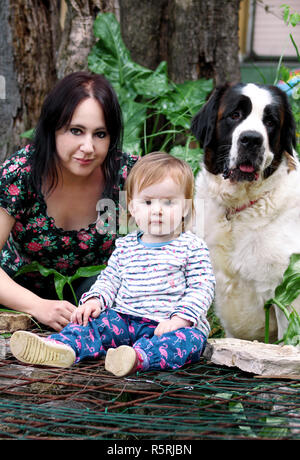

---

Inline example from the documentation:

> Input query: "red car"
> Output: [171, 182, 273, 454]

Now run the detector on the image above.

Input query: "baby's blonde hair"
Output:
[125, 152, 195, 230]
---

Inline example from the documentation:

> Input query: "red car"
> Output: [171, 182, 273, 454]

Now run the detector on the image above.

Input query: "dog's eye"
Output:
[230, 111, 241, 120]
[264, 118, 274, 128]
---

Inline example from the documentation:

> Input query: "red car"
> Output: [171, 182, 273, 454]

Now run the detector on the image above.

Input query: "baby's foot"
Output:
[10, 331, 76, 368]
[105, 345, 142, 377]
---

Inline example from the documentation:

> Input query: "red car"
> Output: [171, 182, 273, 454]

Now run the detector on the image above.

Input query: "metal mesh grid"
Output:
[0, 336, 299, 440]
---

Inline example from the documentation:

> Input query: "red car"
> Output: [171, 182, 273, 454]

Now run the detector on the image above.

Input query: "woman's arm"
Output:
[0, 208, 76, 331]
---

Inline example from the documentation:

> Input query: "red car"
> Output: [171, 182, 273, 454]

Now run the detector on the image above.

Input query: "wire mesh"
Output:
[0, 334, 299, 440]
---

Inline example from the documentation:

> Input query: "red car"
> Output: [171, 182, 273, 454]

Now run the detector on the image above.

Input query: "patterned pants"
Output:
[50, 309, 207, 372]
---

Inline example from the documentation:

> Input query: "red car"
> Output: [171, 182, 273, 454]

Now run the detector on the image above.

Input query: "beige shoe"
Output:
[10, 331, 76, 368]
[105, 345, 139, 377]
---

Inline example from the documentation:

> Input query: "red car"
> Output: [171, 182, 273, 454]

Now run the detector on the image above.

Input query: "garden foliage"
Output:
[88, 12, 212, 173]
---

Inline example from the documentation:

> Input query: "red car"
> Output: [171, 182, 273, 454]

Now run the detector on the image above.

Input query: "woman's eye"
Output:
[145, 200, 152, 205]
[70, 128, 82, 135]
[96, 131, 107, 139]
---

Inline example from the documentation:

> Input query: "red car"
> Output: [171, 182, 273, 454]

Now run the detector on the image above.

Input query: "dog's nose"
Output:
[239, 131, 263, 148]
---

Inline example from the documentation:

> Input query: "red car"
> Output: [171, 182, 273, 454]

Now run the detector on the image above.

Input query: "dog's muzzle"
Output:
[224, 130, 264, 183]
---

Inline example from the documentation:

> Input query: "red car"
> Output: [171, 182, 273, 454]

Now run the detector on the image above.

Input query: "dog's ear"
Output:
[280, 91, 296, 157]
[191, 84, 229, 148]
[272, 86, 296, 156]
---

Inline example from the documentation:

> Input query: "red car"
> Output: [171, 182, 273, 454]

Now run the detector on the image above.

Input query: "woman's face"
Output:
[55, 97, 110, 179]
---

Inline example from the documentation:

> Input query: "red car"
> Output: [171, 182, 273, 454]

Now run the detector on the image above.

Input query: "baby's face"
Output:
[129, 176, 188, 243]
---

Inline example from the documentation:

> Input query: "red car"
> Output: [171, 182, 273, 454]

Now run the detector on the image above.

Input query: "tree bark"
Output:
[119, 0, 241, 85]
[0, 0, 60, 162]
[119, 0, 168, 71]
[169, 0, 241, 85]
[56, 0, 116, 79]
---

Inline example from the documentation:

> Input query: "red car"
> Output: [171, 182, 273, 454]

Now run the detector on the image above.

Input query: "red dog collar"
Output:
[226, 199, 258, 219]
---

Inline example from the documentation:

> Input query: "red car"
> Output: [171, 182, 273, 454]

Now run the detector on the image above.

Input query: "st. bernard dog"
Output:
[191, 82, 300, 342]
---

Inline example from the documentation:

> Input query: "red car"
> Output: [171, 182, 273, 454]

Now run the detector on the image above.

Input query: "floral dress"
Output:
[0, 145, 137, 298]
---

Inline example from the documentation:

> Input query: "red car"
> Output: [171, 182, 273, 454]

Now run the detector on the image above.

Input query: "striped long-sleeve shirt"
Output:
[80, 231, 215, 336]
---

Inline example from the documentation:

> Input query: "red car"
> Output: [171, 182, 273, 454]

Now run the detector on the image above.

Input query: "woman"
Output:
[0, 71, 137, 331]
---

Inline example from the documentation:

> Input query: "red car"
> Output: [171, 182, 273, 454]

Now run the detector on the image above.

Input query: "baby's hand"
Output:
[71, 298, 103, 326]
[154, 315, 192, 337]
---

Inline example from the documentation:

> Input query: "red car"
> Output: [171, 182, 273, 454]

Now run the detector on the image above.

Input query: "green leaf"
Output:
[20, 128, 35, 139]
[133, 61, 170, 98]
[271, 254, 300, 306]
[89, 13, 131, 86]
[120, 95, 148, 155]
[281, 4, 290, 25]
[170, 144, 202, 177]
[69, 265, 105, 282]
[282, 308, 300, 346]
[14, 261, 67, 300]
[259, 417, 289, 438]
[290, 13, 300, 27]
[14, 261, 64, 280]
[175, 79, 213, 115]
[264, 254, 300, 344]
[53, 277, 67, 301]
[281, 4, 300, 27]
[280, 64, 291, 83]
[154, 79, 213, 129]
[88, 13, 170, 99]
[14, 262, 105, 304]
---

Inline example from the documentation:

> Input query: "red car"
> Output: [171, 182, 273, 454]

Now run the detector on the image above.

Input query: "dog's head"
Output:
[191, 83, 296, 183]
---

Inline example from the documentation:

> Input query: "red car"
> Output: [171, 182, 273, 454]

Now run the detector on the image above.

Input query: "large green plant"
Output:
[88, 12, 212, 172]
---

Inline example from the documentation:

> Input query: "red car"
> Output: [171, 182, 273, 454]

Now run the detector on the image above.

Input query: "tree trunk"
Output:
[169, 0, 241, 85]
[119, 0, 241, 85]
[0, 0, 60, 162]
[119, 0, 168, 71]
[56, 0, 116, 79]
[0, 0, 117, 162]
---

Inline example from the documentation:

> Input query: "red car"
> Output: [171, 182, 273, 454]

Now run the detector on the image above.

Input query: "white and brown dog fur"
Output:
[192, 82, 300, 342]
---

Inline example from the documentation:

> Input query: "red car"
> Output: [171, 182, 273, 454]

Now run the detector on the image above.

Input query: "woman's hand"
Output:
[0, 209, 74, 332]
[34, 299, 77, 331]
[70, 298, 103, 326]
[154, 315, 192, 337]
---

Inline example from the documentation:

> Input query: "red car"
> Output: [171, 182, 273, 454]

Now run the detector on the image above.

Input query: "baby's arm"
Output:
[79, 247, 122, 309]
[74, 245, 123, 327]
[170, 239, 215, 330]
[154, 315, 192, 337]
[71, 297, 104, 326]
[155, 238, 215, 337]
